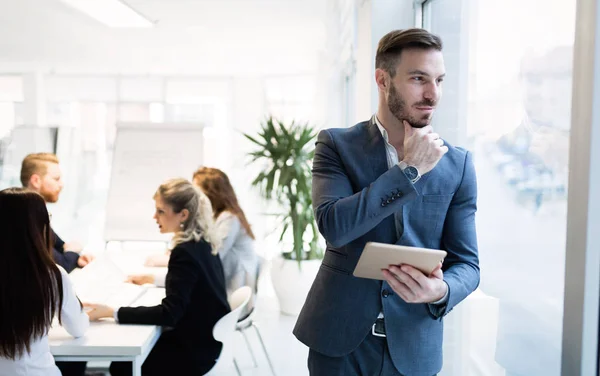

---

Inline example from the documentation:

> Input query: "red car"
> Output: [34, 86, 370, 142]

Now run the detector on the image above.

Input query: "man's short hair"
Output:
[20, 153, 59, 187]
[376, 28, 443, 77]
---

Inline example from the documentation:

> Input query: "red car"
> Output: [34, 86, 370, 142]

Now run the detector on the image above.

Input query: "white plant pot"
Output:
[270, 255, 321, 316]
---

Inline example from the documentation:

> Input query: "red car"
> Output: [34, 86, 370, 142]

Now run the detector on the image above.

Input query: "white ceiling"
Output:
[0, 0, 328, 75]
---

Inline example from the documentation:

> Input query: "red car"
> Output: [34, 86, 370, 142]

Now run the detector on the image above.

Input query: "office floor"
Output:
[226, 263, 309, 376]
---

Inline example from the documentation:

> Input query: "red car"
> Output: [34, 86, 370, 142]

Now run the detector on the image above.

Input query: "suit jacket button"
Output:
[382, 289, 390, 298]
[396, 192, 402, 198]
[386, 199, 391, 204]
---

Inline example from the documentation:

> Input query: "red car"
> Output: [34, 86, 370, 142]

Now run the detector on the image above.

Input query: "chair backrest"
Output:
[205, 286, 252, 375]
[214, 286, 252, 343]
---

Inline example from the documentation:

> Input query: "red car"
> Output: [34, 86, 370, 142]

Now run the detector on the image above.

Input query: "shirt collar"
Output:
[373, 114, 390, 144]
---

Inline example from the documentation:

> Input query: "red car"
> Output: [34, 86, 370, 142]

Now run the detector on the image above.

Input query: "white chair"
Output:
[205, 286, 252, 376]
[234, 258, 277, 376]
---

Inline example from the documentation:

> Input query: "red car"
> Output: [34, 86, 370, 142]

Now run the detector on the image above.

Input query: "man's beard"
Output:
[39, 188, 59, 203]
[388, 84, 436, 129]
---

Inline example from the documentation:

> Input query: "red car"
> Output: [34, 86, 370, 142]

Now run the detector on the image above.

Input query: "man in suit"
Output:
[293, 28, 480, 376]
[21, 153, 93, 273]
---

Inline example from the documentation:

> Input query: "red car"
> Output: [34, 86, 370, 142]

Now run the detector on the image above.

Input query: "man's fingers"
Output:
[391, 265, 426, 287]
[414, 124, 433, 134]
[382, 269, 414, 301]
[403, 120, 414, 137]
[426, 133, 440, 141]
[430, 262, 444, 278]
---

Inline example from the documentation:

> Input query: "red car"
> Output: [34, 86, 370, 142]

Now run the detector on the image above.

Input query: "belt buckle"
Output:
[371, 318, 386, 337]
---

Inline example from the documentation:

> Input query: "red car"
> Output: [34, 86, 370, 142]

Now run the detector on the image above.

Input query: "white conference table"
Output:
[49, 247, 168, 376]
[49, 319, 161, 376]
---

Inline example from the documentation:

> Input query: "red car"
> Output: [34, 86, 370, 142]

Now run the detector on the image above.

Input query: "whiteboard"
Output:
[104, 123, 204, 242]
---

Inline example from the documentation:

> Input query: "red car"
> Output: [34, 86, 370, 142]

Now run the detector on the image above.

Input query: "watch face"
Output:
[404, 166, 419, 180]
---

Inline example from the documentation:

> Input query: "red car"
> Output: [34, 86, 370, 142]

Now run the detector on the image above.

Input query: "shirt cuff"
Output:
[153, 271, 166, 287]
[430, 281, 449, 305]
[113, 308, 120, 322]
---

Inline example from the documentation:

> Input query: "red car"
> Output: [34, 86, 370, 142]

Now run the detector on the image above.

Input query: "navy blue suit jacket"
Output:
[52, 229, 80, 273]
[293, 118, 480, 376]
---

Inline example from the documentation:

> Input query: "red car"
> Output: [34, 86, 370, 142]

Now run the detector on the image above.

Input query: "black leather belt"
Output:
[372, 318, 386, 337]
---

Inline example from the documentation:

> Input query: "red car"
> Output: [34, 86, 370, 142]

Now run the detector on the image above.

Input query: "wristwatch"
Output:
[398, 160, 421, 183]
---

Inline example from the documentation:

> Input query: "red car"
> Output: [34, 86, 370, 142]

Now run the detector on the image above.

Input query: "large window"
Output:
[422, 0, 576, 375]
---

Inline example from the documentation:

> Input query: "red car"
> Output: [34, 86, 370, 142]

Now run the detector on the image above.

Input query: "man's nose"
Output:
[424, 82, 440, 102]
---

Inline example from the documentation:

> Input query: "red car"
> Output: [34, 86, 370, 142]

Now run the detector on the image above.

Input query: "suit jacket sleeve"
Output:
[51, 229, 80, 273]
[312, 129, 418, 247]
[117, 244, 203, 327]
[429, 151, 480, 319]
[53, 229, 65, 251]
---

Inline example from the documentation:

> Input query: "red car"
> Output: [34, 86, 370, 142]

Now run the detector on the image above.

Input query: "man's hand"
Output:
[382, 262, 447, 303]
[401, 120, 448, 175]
[64, 241, 83, 253]
[83, 303, 114, 321]
[77, 254, 94, 268]
[126, 274, 155, 285]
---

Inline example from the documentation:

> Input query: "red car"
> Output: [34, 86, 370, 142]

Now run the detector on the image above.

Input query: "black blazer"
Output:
[117, 238, 230, 374]
[51, 229, 80, 273]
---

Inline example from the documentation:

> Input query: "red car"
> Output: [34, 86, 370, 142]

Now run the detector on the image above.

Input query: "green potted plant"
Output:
[244, 115, 323, 315]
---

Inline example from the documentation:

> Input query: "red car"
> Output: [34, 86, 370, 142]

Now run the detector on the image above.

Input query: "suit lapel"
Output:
[362, 116, 400, 244]
[362, 116, 389, 183]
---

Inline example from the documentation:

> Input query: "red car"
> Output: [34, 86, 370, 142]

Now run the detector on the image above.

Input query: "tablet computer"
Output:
[353, 242, 447, 280]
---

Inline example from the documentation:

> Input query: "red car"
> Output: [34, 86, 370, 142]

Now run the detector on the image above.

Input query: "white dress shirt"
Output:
[373, 115, 448, 308]
[0, 266, 90, 376]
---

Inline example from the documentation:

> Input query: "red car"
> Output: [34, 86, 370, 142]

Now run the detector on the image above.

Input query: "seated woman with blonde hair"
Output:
[131, 168, 259, 299]
[85, 178, 230, 376]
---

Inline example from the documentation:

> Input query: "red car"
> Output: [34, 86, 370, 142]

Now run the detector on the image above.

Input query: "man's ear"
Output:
[375, 68, 389, 91]
[28, 174, 42, 190]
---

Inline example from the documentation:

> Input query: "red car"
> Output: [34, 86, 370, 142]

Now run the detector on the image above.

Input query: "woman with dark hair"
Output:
[0, 188, 89, 376]
[85, 178, 230, 376]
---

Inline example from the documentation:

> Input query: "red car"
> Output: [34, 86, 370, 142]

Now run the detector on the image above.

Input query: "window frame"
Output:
[414, 0, 428, 27]
[560, 0, 600, 374]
